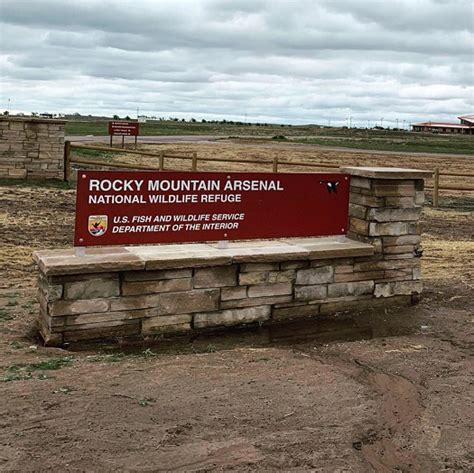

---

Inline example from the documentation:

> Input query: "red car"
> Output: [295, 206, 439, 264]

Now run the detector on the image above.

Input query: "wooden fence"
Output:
[64, 141, 474, 207]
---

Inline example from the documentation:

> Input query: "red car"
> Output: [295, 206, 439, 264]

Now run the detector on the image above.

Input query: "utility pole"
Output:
[380, 117, 384, 128]
[137, 107, 139, 120]
[349, 116, 352, 129]
[396, 118, 399, 129]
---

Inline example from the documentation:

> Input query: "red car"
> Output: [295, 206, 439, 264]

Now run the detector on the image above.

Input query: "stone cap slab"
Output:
[127, 244, 233, 270]
[0, 116, 67, 124]
[34, 237, 375, 276]
[207, 240, 309, 263]
[341, 166, 432, 179]
[283, 236, 374, 259]
[34, 247, 145, 276]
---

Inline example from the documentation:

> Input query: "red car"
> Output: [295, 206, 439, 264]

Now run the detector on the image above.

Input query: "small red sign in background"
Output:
[108, 121, 139, 136]
[74, 171, 350, 247]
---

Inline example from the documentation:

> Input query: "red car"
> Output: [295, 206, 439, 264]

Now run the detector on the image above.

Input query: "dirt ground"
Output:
[0, 143, 473, 472]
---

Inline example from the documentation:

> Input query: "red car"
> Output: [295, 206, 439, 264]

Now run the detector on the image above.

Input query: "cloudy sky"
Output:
[1, 0, 473, 126]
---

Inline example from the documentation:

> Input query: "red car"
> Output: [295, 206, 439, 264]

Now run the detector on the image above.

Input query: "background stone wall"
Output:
[0, 117, 66, 179]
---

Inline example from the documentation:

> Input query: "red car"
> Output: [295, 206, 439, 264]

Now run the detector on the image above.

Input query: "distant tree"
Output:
[125, 115, 130, 120]
[181, 118, 186, 122]
[3, 110, 9, 116]
[113, 114, 120, 119]
[201, 119, 207, 123]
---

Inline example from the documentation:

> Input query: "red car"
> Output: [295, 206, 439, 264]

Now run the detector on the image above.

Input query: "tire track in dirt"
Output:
[294, 349, 429, 472]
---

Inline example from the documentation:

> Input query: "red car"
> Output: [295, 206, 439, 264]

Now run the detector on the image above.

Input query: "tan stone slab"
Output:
[194, 306, 271, 329]
[33, 246, 132, 263]
[211, 241, 309, 263]
[128, 243, 211, 253]
[35, 252, 145, 276]
[341, 166, 432, 180]
[283, 237, 374, 259]
[35, 237, 373, 277]
[220, 294, 292, 309]
[63, 320, 140, 342]
[127, 245, 232, 270]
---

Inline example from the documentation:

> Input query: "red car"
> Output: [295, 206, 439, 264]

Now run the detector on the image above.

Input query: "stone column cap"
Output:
[340, 166, 432, 179]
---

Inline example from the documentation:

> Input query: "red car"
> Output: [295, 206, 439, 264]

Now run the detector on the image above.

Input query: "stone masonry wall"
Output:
[38, 255, 417, 346]
[344, 170, 425, 300]
[0, 117, 66, 179]
[35, 166, 431, 346]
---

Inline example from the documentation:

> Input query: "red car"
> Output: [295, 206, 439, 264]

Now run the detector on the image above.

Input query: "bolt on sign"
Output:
[74, 171, 350, 247]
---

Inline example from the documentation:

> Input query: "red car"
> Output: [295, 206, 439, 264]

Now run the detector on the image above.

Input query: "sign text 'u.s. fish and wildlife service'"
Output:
[74, 171, 350, 247]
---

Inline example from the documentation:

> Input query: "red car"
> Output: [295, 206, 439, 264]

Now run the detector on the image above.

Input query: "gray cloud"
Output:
[0, 0, 473, 125]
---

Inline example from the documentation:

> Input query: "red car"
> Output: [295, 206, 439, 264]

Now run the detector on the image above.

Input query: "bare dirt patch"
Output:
[0, 144, 473, 471]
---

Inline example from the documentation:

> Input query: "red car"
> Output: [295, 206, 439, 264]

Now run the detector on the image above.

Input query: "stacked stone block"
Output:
[0, 117, 66, 179]
[342, 167, 429, 301]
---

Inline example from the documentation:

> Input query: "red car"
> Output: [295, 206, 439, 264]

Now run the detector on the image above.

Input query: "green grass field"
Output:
[65, 120, 474, 155]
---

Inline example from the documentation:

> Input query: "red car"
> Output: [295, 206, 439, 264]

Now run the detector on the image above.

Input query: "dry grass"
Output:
[72, 141, 474, 192]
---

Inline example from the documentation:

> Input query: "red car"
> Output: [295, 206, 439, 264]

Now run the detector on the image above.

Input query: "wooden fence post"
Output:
[63, 140, 71, 182]
[159, 151, 165, 171]
[192, 152, 198, 171]
[433, 167, 440, 207]
[273, 157, 278, 173]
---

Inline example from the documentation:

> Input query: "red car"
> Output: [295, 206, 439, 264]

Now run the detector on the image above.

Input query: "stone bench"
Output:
[34, 166, 431, 346]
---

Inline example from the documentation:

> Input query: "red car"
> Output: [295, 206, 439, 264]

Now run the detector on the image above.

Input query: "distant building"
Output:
[458, 114, 474, 126]
[412, 115, 474, 134]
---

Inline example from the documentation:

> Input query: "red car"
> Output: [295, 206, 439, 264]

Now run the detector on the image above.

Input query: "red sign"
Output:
[74, 171, 350, 247]
[108, 121, 139, 136]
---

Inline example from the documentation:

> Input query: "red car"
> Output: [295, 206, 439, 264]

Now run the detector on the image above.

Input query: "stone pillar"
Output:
[341, 166, 432, 301]
[0, 117, 66, 180]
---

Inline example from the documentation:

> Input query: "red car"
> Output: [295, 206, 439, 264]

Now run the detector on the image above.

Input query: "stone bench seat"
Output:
[34, 236, 374, 276]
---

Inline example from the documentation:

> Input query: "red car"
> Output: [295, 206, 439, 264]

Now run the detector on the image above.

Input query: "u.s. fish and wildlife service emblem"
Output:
[88, 215, 108, 237]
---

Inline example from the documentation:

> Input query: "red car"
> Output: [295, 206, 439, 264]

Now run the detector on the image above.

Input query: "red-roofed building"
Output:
[412, 115, 474, 134]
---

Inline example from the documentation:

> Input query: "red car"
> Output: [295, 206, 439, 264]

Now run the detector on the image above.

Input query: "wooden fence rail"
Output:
[64, 142, 473, 207]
